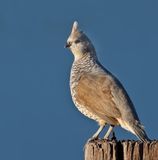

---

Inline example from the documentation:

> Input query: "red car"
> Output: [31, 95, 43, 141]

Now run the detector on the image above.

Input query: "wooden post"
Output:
[84, 140, 158, 160]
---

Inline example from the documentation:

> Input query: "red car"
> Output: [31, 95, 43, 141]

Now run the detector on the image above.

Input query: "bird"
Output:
[65, 21, 150, 142]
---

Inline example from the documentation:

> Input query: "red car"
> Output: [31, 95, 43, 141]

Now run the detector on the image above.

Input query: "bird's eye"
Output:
[75, 39, 81, 44]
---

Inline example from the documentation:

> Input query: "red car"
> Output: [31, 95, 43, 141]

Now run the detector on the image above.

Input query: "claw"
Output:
[88, 136, 99, 142]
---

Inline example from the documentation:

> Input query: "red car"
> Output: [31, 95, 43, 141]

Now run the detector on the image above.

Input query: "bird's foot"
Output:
[84, 136, 99, 151]
[104, 131, 117, 141]
[103, 137, 109, 140]
[87, 136, 99, 143]
[103, 134, 110, 140]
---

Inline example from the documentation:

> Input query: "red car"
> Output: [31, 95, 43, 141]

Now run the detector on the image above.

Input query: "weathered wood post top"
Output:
[85, 139, 158, 160]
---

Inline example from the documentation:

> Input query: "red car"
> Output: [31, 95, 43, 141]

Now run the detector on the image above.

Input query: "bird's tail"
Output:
[132, 123, 150, 142]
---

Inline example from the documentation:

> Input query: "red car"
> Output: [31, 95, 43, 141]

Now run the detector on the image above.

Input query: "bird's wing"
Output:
[75, 72, 122, 124]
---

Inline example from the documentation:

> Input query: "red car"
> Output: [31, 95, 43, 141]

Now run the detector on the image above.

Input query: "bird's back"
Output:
[97, 61, 140, 121]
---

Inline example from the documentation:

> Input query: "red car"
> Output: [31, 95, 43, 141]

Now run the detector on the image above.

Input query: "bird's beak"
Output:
[65, 42, 71, 48]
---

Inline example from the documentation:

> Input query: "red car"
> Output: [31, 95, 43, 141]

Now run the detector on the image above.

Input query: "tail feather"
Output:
[132, 124, 150, 142]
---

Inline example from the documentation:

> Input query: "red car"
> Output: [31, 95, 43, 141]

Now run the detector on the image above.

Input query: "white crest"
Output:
[71, 21, 79, 33]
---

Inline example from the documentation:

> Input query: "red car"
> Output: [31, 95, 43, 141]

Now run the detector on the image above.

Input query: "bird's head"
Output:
[65, 21, 96, 61]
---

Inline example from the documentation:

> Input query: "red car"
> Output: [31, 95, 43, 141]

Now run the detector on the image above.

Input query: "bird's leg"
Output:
[84, 125, 105, 151]
[88, 125, 105, 142]
[92, 125, 105, 139]
[104, 125, 114, 139]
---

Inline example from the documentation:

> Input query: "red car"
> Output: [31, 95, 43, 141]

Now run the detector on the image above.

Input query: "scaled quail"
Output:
[65, 21, 150, 142]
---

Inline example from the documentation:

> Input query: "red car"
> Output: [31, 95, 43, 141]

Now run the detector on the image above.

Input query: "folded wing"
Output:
[75, 72, 122, 125]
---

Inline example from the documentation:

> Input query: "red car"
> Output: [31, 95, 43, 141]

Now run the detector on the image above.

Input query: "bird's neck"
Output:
[70, 53, 96, 91]
[72, 52, 97, 72]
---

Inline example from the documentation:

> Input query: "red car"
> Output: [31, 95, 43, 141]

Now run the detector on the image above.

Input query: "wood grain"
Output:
[84, 140, 158, 160]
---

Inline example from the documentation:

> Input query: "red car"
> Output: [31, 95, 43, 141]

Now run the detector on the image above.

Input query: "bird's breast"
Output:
[70, 70, 102, 122]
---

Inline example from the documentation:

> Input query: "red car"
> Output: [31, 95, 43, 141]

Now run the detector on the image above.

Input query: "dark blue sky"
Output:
[0, 0, 158, 159]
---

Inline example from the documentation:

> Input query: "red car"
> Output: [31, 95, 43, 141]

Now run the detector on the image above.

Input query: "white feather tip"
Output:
[72, 21, 79, 30]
